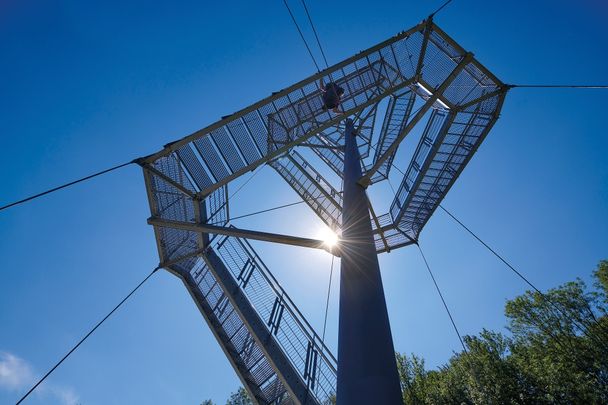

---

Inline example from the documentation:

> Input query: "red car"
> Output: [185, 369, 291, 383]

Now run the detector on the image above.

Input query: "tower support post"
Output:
[336, 119, 402, 404]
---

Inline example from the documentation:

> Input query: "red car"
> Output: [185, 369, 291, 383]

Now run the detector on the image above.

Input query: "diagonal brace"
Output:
[358, 52, 474, 187]
[141, 163, 197, 199]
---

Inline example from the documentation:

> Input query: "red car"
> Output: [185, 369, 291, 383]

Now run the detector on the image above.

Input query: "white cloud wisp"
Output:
[0, 351, 80, 405]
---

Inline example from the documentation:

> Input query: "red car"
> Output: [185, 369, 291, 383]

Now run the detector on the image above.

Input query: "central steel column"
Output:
[336, 119, 402, 404]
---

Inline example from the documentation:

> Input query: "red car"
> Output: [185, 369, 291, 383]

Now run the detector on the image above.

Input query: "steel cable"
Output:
[282, 0, 321, 72]
[15, 266, 160, 405]
[416, 243, 468, 353]
[438, 204, 608, 352]
[0, 160, 136, 213]
[299, 0, 329, 69]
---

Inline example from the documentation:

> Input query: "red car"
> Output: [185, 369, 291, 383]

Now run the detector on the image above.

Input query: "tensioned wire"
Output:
[1, 0, 607, 214]
[5, 1, 607, 400]
[368, 139, 608, 352]
[0, 160, 135, 213]
[281, 0, 321, 72]
[15, 266, 160, 405]
[299, 0, 329, 69]
[416, 242, 468, 352]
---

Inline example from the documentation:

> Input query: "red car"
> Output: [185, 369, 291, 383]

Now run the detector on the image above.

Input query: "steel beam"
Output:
[295, 142, 344, 151]
[147, 217, 337, 255]
[159, 248, 206, 270]
[287, 152, 341, 211]
[143, 23, 426, 166]
[393, 112, 458, 227]
[455, 86, 509, 111]
[336, 119, 402, 404]
[415, 18, 432, 78]
[359, 52, 474, 187]
[396, 95, 506, 238]
[142, 167, 167, 264]
[176, 268, 269, 403]
[430, 23, 504, 88]
[367, 194, 390, 252]
[308, 135, 344, 178]
[201, 249, 320, 405]
[141, 163, 197, 199]
[193, 77, 416, 198]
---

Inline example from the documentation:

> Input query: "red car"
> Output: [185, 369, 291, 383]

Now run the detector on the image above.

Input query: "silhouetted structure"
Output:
[142, 17, 506, 405]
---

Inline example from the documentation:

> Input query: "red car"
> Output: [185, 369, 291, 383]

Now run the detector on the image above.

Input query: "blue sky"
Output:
[1, 0, 607, 403]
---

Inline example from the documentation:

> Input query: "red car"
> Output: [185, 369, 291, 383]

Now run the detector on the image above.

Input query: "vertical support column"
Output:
[337, 119, 402, 404]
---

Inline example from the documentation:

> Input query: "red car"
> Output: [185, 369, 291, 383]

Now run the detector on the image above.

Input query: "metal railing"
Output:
[212, 233, 338, 402]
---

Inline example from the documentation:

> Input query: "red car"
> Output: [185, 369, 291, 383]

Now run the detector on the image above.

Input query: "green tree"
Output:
[505, 279, 608, 403]
[225, 387, 253, 405]
[398, 260, 608, 405]
[593, 260, 608, 304]
[217, 262, 608, 404]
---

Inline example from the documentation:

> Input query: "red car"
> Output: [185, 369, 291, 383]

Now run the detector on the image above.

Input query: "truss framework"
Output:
[142, 17, 506, 405]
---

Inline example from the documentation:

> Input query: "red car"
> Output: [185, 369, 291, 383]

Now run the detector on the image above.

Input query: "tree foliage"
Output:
[399, 260, 608, 404]
[225, 387, 253, 405]
[214, 261, 608, 404]
[200, 387, 252, 405]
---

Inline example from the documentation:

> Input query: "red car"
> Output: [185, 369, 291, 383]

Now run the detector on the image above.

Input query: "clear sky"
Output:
[1, 0, 607, 403]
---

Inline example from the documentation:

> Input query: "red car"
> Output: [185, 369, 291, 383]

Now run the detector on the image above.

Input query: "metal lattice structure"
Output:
[141, 17, 506, 405]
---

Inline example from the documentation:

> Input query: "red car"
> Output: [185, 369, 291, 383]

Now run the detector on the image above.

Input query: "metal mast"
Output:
[338, 119, 402, 403]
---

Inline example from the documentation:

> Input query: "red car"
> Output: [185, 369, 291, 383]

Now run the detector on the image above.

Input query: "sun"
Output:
[317, 226, 339, 248]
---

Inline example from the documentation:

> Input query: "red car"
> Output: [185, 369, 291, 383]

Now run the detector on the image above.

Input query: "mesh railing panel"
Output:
[306, 134, 344, 179]
[355, 104, 377, 160]
[226, 118, 263, 165]
[194, 135, 231, 182]
[464, 93, 501, 114]
[370, 213, 415, 252]
[368, 89, 416, 182]
[210, 127, 247, 173]
[421, 30, 466, 90]
[391, 106, 501, 240]
[391, 29, 425, 79]
[207, 185, 228, 227]
[270, 151, 342, 231]
[176, 144, 214, 191]
[147, 153, 230, 260]
[147, 156, 199, 261]
[443, 64, 500, 108]
[389, 108, 449, 221]
[213, 234, 337, 403]
[180, 256, 291, 404]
